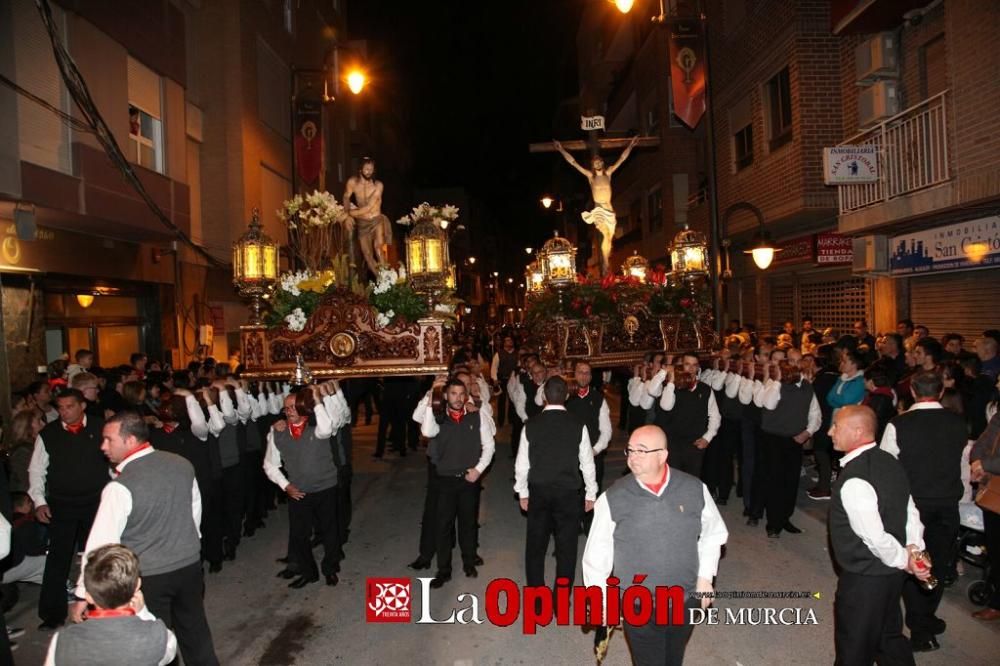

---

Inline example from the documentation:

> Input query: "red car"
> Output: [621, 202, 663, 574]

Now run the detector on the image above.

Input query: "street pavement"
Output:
[6, 395, 999, 664]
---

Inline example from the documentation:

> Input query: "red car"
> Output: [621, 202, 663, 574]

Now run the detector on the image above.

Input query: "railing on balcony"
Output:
[838, 90, 951, 214]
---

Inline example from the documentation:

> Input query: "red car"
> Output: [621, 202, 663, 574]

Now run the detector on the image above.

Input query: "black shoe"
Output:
[783, 522, 802, 534]
[37, 621, 62, 632]
[430, 573, 451, 589]
[463, 565, 478, 578]
[408, 558, 432, 570]
[325, 574, 339, 586]
[766, 529, 781, 538]
[276, 569, 297, 579]
[910, 636, 940, 652]
[289, 575, 319, 589]
[223, 541, 237, 561]
[208, 561, 223, 574]
[747, 517, 759, 527]
[930, 617, 947, 635]
[474, 555, 484, 566]
[243, 525, 256, 538]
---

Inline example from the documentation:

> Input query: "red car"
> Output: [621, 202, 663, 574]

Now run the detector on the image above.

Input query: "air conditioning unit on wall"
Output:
[856, 32, 898, 84]
[858, 81, 899, 128]
[852, 235, 888, 274]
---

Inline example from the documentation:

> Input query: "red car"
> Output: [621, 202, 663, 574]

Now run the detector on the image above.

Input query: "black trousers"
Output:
[510, 413, 524, 457]
[496, 389, 511, 429]
[220, 464, 245, 548]
[435, 475, 479, 575]
[834, 571, 914, 666]
[143, 561, 219, 666]
[622, 597, 698, 666]
[39, 501, 98, 624]
[812, 427, 836, 493]
[668, 439, 705, 479]
[525, 485, 582, 588]
[417, 461, 443, 562]
[241, 449, 265, 528]
[201, 477, 224, 565]
[704, 418, 739, 501]
[288, 485, 340, 578]
[902, 499, 959, 641]
[0, 606, 11, 666]
[760, 431, 803, 531]
[375, 395, 407, 456]
[337, 463, 353, 546]
[983, 508, 1000, 609]
[583, 452, 606, 533]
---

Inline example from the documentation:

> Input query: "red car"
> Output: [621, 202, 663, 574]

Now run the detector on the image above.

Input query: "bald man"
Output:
[583, 425, 728, 665]
[828, 405, 928, 666]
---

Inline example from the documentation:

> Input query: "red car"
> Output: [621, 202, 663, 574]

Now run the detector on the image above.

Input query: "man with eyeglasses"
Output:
[515, 376, 597, 591]
[583, 425, 728, 665]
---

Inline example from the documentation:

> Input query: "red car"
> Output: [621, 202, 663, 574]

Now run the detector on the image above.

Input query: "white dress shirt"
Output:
[582, 467, 729, 596]
[27, 416, 94, 509]
[592, 395, 613, 455]
[263, 404, 341, 491]
[839, 443, 925, 570]
[75, 446, 202, 598]
[758, 378, 823, 435]
[626, 376, 647, 408]
[513, 405, 599, 501]
[419, 405, 495, 474]
[186, 396, 226, 442]
[879, 401, 943, 458]
[511, 378, 530, 421]
[658, 382, 721, 442]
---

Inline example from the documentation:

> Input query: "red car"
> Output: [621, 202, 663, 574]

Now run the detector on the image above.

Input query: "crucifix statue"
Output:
[530, 121, 659, 276]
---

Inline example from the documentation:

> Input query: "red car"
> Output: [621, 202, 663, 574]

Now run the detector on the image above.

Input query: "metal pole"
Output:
[701, 11, 724, 334]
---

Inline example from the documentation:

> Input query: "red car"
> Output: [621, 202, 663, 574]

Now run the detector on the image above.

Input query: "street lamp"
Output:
[233, 208, 279, 325]
[745, 228, 780, 270]
[468, 256, 477, 265]
[346, 68, 367, 95]
[612, 0, 635, 13]
[525, 247, 533, 255]
[541, 196, 554, 209]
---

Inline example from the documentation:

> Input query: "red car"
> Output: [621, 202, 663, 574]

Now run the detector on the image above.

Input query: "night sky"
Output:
[348, 0, 586, 258]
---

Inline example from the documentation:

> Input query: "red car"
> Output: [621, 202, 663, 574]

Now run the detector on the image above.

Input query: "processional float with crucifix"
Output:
[529, 116, 660, 276]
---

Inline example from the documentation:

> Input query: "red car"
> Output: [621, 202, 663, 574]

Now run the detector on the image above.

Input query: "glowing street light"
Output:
[612, 0, 634, 13]
[468, 256, 477, 265]
[346, 69, 367, 95]
[540, 196, 554, 209]
[525, 247, 533, 255]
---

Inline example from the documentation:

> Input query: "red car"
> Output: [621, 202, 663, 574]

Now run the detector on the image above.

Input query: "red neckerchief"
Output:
[447, 407, 464, 424]
[162, 422, 178, 434]
[288, 419, 307, 440]
[642, 465, 670, 494]
[63, 418, 86, 435]
[914, 398, 938, 404]
[577, 387, 590, 399]
[86, 608, 136, 620]
[114, 443, 152, 476]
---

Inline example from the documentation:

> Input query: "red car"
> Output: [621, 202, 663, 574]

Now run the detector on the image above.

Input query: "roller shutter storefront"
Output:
[909, 270, 1000, 345]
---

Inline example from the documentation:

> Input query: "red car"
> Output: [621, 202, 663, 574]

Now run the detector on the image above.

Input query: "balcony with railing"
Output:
[838, 90, 951, 219]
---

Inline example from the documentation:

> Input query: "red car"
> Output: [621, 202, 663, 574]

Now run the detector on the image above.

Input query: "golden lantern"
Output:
[668, 225, 709, 281]
[233, 208, 279, 324]
[539, 232, 577, 289]
[622, 251, 649, 283]
[405, 217, 450, 300]
[524, 261, 545, 296]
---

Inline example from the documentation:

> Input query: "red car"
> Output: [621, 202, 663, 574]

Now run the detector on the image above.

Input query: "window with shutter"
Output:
[127, 56, 164, 173]
[13, 0, 72, 174]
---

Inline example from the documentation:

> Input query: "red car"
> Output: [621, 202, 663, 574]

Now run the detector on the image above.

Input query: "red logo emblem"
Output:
[366, 578, 411, 622]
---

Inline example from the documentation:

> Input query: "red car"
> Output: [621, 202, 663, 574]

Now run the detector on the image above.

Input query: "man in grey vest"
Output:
[515, 375, 597, 590]
[264, 385, 344, 588]
[829, 405, 928, 665]
[583, 425, 728, 665]
[69, 411, 218, 666]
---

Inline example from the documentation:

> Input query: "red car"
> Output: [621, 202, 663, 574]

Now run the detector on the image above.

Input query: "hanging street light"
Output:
[622, 251, 650, 283]
[745, 227, 781, 270]
[668, 225, 709, 281]
[540, 196, 554, 209]
[346, 68, 367, 95]
[233, 208, 280, 325]
[612, 0, 635, 14]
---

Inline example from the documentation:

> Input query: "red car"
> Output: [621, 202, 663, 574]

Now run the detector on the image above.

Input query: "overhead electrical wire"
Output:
[32, 0, 225, 268]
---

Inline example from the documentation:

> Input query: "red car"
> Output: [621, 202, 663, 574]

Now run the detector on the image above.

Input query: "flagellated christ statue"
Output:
[553, 135, 639, 275]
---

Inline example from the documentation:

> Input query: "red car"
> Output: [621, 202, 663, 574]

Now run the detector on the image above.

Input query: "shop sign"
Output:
[771, 235, 814, 267]
[816, 232, 853, 264]
[823, 145, 878, 184]
[890, 215, 1000, 275]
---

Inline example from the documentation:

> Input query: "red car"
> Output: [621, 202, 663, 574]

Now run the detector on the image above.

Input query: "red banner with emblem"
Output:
[667, 19, 707, 129]
[293, 98, 323, 188]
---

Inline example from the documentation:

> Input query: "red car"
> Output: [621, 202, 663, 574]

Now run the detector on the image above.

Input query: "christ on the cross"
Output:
[553, 135, 639, 275]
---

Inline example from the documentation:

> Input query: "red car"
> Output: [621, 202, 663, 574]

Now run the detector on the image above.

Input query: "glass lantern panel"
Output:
[683, 247, 706, 272]
[629, 266, 647, 282]
[425, 239, 443, 273]
[244, 245, 262, 279]
[263, 246, 278, 279]
[407, 241, 425, 274]
[549, 254, 572, 280]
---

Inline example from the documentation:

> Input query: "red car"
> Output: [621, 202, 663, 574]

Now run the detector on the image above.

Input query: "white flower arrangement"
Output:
[279, 270, 311, 297]
[278, 191, 346, 229]
[434, 303, 454, 314]
[284, 308, 308, 332]
[395, 202, 460, 229]
[372, 264, 406, 295]
[375, 311, 391, 328]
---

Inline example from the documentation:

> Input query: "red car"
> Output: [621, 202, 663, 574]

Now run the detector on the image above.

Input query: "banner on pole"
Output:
[294, 98, 323, 188]
[667, 19, 707, 129]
